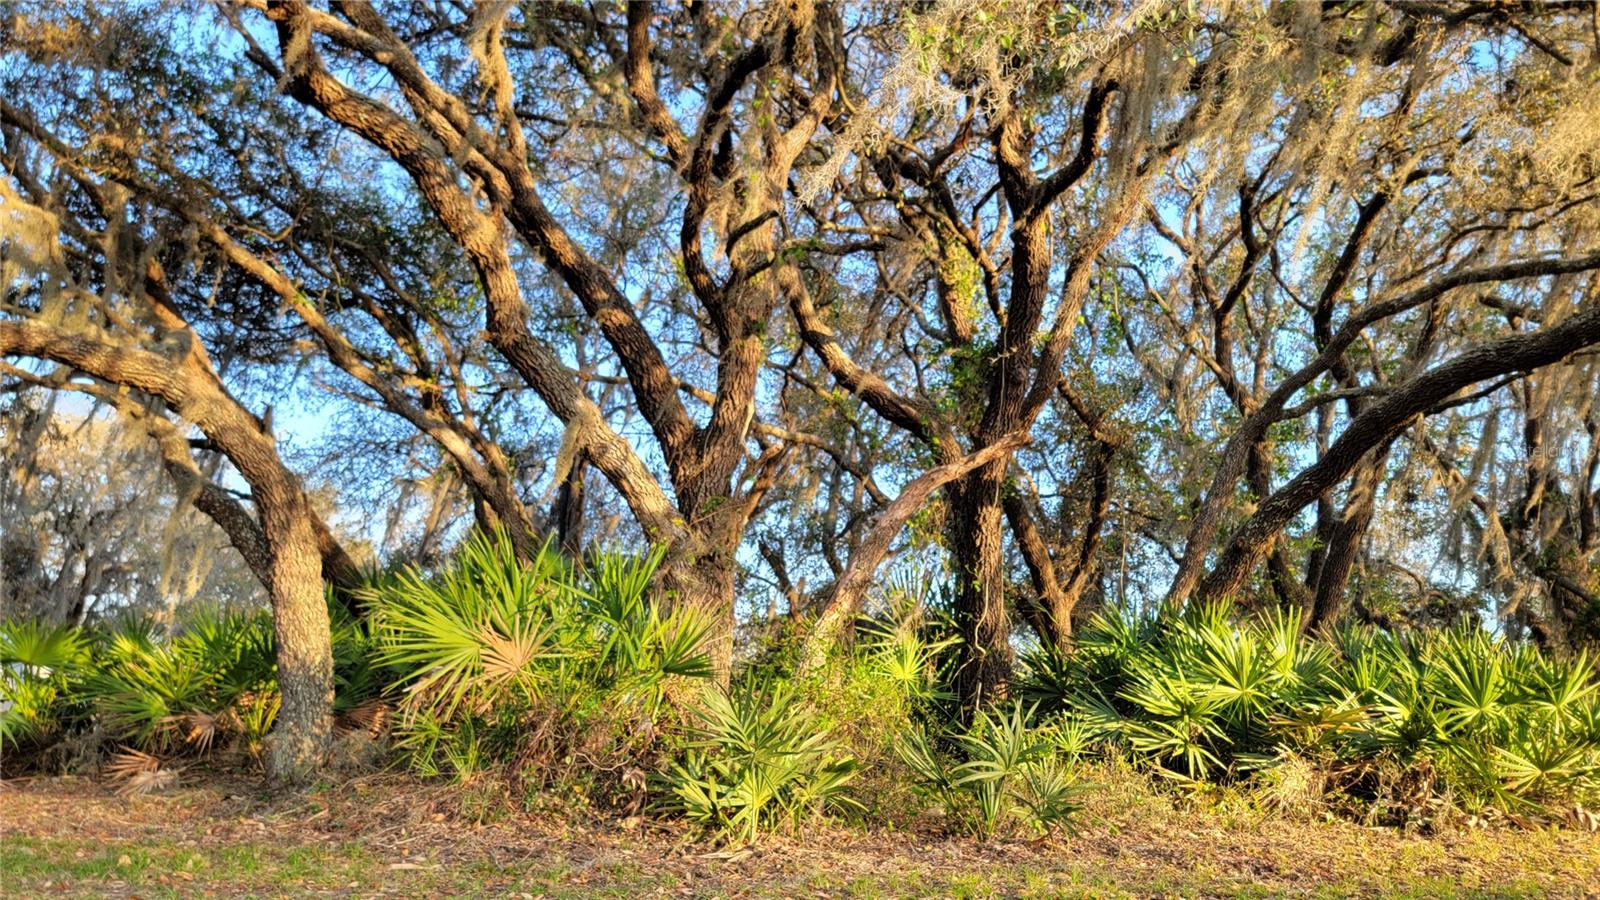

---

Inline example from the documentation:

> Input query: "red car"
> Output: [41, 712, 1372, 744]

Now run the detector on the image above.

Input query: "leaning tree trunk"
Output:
[1003, 493, 1076, 653]
[0, 319, 338, 784]
[163, 365, 337, 783]
[1196, 302, 1600, 604]
[148, 402, 336, 780]
[1307, 446, 1390, 632]
[554, 450, 587, 558]
[799, 434, 1028, 671]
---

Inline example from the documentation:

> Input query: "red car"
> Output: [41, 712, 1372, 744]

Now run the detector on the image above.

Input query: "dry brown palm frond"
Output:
[103, 747, 160, 779]
[215, 705, 244, 734]
[162, 711, 221, 753]
[478, 620, 552, 705]
[104, 748, 181, 797]
[1566, 804, 1600, 832]
[118, 767, 180, 797]
[480, 625, 537, 685]
[620, 765, 648, 817]
[336, 699, 393, 738]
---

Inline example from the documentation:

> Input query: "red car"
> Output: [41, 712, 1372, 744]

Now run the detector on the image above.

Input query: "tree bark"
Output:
[1003, 492, 1075, 651]
[128, 404, 364, 617]
[0, 320, 334, 782]
[658, 545, 738, 683]
[1307, 445, 1391, 632]
[257, 3, 837, 682]
[799, 434, 1028, 671]
[949, 458, 1015, 710]
[554, 450, 587, 559]
[256, 501, 333, 782]
[1003, 430, 1116, 650]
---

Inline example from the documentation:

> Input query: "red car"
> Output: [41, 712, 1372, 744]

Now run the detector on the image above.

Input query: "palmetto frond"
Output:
[665, 680, 858, 842]
[105, 747, 180, 796]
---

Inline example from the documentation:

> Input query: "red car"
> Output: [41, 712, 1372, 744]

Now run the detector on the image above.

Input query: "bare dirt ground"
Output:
[3, 772, 1598, 898]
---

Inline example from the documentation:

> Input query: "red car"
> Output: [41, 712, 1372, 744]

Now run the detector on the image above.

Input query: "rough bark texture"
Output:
[1004, 492, 1076, 651]
[1004, 429, 1115, 650]
[799, 433, 1028, 673]
[554, 451, 587, 558]
[256, 1, 837, 680]
[948, 460, 1016, 708]
[1306, 445, 1390, 632]
[0, 320, 334, 782]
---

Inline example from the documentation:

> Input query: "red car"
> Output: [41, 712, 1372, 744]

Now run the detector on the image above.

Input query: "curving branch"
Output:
[1196, 301, 1600, 603]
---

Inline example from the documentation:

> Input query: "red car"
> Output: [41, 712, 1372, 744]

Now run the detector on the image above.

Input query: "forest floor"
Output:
[3, 771, 1598, 898]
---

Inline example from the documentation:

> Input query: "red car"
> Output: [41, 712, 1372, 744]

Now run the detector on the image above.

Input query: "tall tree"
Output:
[1, 90, 357, 779]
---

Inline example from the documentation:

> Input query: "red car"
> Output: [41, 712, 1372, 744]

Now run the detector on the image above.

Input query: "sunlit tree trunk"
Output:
[0, 319, 336, 782]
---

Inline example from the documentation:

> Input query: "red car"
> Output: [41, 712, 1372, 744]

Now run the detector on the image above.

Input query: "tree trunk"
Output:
[1307, 448, 1389, 632]
[554, 450, 587, 558]
[659, 546, 738, 684]
[1004, 492, 1075, 652]
[1169, 252, 1600, 611]
[1197, 302, 1600, 603]
[259, 508, 335, 783]
[950, 458, 1014, 712]
[130, 404, 363, 618]
[799, 434, 1028, 670]
[179, 392, 335, 783]
[1246, 440, 1309, 612]
[0, 320, 337, 784]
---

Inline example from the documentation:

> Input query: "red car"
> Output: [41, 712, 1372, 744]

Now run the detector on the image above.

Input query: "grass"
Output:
[2, 771, 1597, 898]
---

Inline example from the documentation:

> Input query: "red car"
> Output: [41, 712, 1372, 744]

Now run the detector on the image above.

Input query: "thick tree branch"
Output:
[1196, 301, 1600, 603]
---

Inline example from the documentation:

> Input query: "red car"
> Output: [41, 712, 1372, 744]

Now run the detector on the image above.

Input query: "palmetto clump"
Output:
[664, 679, 861, 844]
[361, 528, 715, 799]
[1018, 603, 1600, 821]
[1, 603, 383, 774]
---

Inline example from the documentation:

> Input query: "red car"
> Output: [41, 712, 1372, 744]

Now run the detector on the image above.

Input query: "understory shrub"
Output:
[656, 579, 965, 840]
[899, 700, 1088, 839]
[0, 604, 383, 777]
[361, 529, 713, 807]
[88, 610, 279, 758]
[731, 573, 1091, 840]
[0, 619, 91, 763]
[799, 578, 961, 825]
[663, 679, 860, 843]
[6, 540, 1596, 837]
[1019, 603, 1600, 822]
